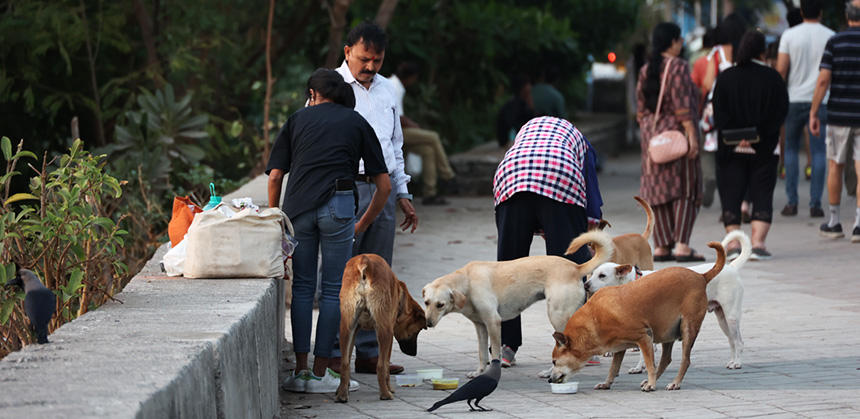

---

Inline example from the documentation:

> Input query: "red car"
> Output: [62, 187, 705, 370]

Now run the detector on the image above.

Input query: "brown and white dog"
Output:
[423, 231, 614, 378]
[335, 254, 427, 402]
[593, 196, 655, 270]
[550, 241, 726, 392]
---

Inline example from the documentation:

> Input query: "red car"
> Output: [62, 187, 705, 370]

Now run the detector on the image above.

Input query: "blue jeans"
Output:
[290, 191, 355, 357]
[784, 103, 827, 208]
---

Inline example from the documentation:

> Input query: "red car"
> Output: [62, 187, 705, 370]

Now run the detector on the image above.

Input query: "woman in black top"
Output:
[713, 30, 789, 260]
[267, 69, 390, 392]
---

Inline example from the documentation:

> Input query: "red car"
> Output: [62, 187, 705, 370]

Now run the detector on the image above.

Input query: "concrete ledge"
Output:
[0, 243, 284, 418]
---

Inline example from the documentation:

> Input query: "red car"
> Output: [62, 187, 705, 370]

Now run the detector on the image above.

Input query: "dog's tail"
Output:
[354, 255, 372, 293]
[721, 230, 752, 269]
[565, 231, 614, 275]
[634, 196, 654, 240]
[702, 241, 726, 283]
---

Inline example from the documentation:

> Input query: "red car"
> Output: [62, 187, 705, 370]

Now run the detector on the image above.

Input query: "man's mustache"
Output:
[360, 70, 376, 75]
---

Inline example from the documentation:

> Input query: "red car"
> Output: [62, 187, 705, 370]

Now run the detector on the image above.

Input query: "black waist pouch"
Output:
[721, 126, 759, 146]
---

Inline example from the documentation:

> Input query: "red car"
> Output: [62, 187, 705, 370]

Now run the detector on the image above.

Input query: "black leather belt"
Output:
[355, 175, 374, 184]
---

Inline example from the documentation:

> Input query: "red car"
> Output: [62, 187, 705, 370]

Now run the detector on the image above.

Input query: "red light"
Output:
[608, 52, 617, 63]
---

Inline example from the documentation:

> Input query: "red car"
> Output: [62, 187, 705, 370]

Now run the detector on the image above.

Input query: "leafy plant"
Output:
[107, 85, 209, 192]
[1, 137, 127, 357]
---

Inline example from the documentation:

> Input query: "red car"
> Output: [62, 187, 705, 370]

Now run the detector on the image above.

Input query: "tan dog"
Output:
[335, 254, 427, 402]
[550, 241, 725, 392]
[423, 231, 614, 378]
[593, 196, 655, 270]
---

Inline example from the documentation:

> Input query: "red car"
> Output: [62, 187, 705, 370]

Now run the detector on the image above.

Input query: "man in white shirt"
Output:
[332, 22, 417, 376]
[389, 62, 456, 205]
[776, 0, 834, 218]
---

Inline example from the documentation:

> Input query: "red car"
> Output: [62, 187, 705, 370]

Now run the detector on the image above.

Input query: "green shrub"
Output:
[0, 137, 127, 357]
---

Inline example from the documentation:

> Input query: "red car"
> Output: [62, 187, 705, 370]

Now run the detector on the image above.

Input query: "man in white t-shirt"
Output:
[389, 62, 456, 205]
[776, 0, 835, 218]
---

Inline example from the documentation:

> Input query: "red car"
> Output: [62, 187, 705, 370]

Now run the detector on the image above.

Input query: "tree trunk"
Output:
[79, 1, 106, 146]
[132, 0, 164, 87]
[262, 0, 275, 168]
[323, 0, 353, 69]
[374, 0, 399, 29]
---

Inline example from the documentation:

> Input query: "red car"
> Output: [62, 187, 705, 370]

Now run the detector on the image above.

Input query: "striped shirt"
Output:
[493, 117, 587, 208]
[820, 27, 860, 127]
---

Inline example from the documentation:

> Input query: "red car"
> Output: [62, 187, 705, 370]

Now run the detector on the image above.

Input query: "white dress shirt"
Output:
[388, 74, 406, 117]
[336, 61, 411, 196]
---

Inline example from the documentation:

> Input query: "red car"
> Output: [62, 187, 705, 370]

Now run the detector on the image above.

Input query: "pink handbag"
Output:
[647, 57, 688, 164]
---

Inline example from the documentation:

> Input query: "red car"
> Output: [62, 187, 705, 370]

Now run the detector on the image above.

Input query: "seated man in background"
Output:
[532, 65, 566, 118]
[496, 74, 536, 148]
[389, 62, 456, 205]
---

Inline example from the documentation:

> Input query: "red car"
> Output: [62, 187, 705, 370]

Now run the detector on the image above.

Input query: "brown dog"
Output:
[335, 254, 426, 402]
[593, 196, 655, 270]
[549, 241, 725, 392]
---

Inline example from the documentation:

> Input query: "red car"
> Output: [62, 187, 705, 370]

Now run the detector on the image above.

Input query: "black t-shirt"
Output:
[713, 62, 788, 162]
[266, 102, 387, 219]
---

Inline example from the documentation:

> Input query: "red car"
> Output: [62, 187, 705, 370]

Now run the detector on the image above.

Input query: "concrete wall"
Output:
[0, 244, 285, 418]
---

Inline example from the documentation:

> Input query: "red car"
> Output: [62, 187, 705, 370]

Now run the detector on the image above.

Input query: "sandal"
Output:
[674, 249, 705, 262]
[653, 254, 675, 262]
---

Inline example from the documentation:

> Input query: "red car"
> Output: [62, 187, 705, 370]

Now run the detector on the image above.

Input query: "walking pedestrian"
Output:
[268, 69, 391, 393]
[637, 22, 704, 262]
[776, 0, 834, 218]
[810, 0, 860, 242]
[492, 116, 602, 367]
[330, 21, 419, 375]
[701, 13, 748, 209]
[713, 30, 789, 260]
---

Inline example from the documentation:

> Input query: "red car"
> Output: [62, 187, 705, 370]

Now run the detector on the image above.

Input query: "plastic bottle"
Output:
[202, 182, 221, 210]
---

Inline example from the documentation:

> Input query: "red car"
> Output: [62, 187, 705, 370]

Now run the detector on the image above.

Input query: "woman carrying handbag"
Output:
[636, 22, 705, 262]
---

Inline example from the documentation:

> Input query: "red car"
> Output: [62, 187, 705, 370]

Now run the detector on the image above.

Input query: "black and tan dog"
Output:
[335, 253, 426, 402]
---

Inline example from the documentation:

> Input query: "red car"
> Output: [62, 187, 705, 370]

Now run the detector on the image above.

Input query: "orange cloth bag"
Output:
[168, 196, 202, 247]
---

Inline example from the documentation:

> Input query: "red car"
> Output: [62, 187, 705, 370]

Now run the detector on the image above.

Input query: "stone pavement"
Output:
[278, 149, 860, 418]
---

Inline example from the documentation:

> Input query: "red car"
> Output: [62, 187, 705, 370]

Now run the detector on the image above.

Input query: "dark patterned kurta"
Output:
[637, 57, 703, 206]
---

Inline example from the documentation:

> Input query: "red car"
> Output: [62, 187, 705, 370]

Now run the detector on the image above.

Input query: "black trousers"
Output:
[717, 153, 778, 225]
[495, 192, 590, 352]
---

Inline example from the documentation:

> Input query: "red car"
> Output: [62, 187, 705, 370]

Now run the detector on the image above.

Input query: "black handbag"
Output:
[721, 126, 759, 146]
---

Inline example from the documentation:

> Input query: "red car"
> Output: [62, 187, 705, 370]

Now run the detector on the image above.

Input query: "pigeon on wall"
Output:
[427, 359, 501, 412]
[6, 268, 56, 344]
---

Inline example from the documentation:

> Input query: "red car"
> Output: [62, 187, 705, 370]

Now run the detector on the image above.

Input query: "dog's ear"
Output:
[451, 289, 467, 309]
[552, 332, 569, 347]
[616, 265, 633, 277]
[598, 219, 611, 230]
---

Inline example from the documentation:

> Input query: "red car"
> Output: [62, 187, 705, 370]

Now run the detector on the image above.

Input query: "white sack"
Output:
[162, 239, 187, 277]
[184, 205, 288, 279]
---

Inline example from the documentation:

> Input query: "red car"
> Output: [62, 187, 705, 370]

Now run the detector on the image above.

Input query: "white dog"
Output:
[422, 231, 613, 378]
[585, 230, 749, 371]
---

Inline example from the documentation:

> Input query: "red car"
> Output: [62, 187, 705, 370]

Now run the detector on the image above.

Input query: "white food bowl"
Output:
[550, 381, 579, 394]
[415, 368, 444, 380]
[395, 374, 422, 387]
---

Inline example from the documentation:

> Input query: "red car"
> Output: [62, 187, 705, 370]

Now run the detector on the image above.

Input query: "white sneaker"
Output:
[282, 370, 311, 393]
[305, 368, 359, 393]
